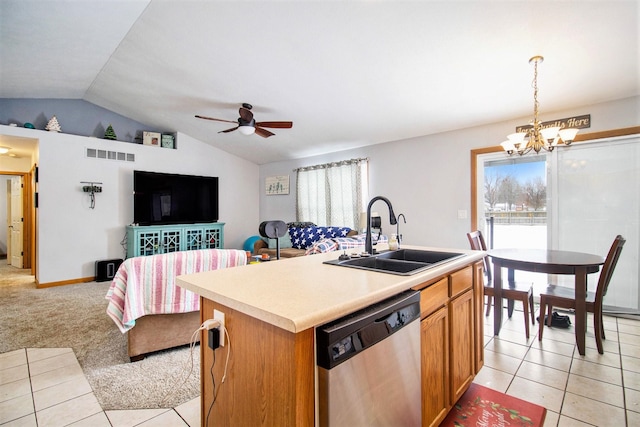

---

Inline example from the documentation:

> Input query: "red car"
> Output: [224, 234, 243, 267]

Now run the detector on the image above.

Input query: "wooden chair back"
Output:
[596, 235, 626, 305]
[467, 230, 491, 283]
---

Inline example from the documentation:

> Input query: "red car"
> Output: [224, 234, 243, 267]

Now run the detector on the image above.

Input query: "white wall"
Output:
[0, 125, 259, 285]
[259, 97, 639, 250]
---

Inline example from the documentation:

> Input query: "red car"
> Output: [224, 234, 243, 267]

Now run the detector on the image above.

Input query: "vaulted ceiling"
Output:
[1, 1, 638, 165]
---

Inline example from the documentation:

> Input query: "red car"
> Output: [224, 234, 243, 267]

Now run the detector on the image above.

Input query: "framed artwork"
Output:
[143, 131, 161, 147]
[161, 134, 175, 149]
[266, 175, 289, 195]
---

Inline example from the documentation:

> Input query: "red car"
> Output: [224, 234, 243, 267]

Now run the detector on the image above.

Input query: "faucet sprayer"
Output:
[396, 213, 406, 244]
[365, 196, 397, 255]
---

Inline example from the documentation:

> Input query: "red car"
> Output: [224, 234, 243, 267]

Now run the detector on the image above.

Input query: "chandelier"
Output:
[501, 56, 579, 155]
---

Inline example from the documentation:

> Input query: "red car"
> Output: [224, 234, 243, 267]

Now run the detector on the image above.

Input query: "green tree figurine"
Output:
[104, 124, 117, 140]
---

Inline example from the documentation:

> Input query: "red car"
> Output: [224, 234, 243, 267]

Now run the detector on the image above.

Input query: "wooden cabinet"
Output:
[415, 261, 483, 427]
[472, 260, 485, 373]
[420, 304, 449, 427]
[126, 222, 224, 258]
[449, 288, 474, 403]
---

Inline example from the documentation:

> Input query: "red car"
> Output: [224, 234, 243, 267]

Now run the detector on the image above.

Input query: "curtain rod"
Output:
[293, 157, 368, 172]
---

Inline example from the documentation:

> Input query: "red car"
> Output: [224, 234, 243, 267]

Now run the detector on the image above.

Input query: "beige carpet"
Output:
[0, 261, 200, 410]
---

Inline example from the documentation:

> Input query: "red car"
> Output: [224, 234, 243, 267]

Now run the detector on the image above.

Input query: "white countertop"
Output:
[177, 244, 485, 333]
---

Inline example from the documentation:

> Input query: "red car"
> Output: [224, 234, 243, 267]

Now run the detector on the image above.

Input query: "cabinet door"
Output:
[184, 228, 204, 251]
[473, 261, 485, 373]
[449, 289, 474, 404]
[135, 229, 161, 257]
[421, 305, 449, 427]
[161, 228, 181, 253]
[202, 226, 222, 249]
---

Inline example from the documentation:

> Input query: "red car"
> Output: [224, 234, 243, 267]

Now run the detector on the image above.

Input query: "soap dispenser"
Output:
[389, 233, 399, 251]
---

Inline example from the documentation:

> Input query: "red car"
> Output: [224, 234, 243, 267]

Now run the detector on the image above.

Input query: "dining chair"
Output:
[467, 230, 535, 338]
[538, 235, 625, 354]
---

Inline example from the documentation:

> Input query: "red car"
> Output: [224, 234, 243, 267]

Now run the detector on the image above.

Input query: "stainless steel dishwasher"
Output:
[316, 290, 421, 427]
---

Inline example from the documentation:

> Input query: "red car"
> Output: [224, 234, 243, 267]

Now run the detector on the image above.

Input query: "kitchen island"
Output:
[177, 244, 486, 427]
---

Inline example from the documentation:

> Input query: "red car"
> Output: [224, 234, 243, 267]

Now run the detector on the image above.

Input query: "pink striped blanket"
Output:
[106, 249, 247, 333]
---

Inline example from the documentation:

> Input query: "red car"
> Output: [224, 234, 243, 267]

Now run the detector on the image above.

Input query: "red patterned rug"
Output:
[440, 383, 547, 427]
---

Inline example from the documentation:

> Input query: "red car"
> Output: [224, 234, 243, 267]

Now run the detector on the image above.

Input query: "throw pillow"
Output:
[289, 226, 317, 249]
[289, 226, 353, 249]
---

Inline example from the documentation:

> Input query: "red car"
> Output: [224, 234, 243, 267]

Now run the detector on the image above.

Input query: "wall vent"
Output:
[86, 147, 135, 162]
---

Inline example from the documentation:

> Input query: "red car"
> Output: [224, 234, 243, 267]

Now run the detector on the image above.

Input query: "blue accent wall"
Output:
[0, 98, 160, 143]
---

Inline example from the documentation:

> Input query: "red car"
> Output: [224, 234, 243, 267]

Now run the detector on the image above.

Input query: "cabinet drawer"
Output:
[420, 277, 448, 317]
[450, 266, 472, 297]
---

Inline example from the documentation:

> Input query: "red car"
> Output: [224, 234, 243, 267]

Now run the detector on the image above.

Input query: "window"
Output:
[295, 158, 368, 229]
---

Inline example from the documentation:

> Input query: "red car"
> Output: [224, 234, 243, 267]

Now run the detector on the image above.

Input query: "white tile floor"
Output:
[0, 348, 199, 426]
[477, 308, 640, 426]
[1, 308, 639, 426]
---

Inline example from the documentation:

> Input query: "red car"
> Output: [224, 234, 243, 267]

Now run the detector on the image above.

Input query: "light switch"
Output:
[457, 210, 468, 219]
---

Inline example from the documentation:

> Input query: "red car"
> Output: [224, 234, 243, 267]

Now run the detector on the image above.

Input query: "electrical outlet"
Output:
[213, 309, 225, 347]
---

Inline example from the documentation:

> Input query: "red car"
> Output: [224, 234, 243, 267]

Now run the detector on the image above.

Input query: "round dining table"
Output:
[488, 248, 605, 355]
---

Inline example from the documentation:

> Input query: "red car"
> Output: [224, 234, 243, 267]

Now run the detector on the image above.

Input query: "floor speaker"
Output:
[95, 258, 123, 282]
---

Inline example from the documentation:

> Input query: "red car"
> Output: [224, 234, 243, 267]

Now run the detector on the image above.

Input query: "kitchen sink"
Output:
[323, 249, 466, 276]
[377, 249, 465, 264]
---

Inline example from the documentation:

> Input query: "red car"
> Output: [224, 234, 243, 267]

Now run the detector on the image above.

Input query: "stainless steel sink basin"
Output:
[377, 249, 465, 264]
[323, 249, 466, 276]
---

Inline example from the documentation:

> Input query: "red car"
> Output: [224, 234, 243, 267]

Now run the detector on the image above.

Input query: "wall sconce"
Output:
[81, 181, 103, 209]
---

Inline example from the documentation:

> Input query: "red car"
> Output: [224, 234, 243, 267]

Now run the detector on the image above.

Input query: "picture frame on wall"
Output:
[143, 131, 161, 147]
[266, 175, 290, 195]
[161, 134, 175, 149]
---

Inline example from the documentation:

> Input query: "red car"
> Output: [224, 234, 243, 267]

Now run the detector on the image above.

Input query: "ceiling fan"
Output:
[195, 103, 292, 138]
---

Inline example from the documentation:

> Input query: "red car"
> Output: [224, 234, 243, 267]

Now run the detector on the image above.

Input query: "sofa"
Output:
[254, 222, 357, 258]
[105, 248, 247, 361]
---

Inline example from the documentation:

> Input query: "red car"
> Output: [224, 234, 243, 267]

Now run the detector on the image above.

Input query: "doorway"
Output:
[475, 153, 548, 287]
[0, 171, 34, 275]
[472, 130, 640, 315]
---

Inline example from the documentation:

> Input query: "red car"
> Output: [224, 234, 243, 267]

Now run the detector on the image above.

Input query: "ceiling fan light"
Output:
[559, 128, 579, 144]
[238, 125, 255, 135]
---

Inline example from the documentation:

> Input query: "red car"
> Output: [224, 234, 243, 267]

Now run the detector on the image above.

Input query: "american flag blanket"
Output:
[305, 234, 389, 255]
[105, 249, 247, 333]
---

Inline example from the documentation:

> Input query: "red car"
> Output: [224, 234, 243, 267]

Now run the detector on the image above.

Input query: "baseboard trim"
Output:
[37, 276, 97, 289]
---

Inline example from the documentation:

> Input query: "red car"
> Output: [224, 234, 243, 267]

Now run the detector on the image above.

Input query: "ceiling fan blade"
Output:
[254, 127, 275, 138]
[256, 121, 293, 129]
[195, 114, 238, 124]
[218, 126, 239, 133]
[239, 107, 253, 122]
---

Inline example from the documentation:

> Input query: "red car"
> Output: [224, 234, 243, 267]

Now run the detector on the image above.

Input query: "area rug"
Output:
[0, 263, 200, 410]
[441, 383, 547, 427]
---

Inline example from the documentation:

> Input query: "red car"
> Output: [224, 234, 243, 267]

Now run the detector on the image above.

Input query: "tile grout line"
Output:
[24, 348, 38, 427]
[617, 318, 629, 427]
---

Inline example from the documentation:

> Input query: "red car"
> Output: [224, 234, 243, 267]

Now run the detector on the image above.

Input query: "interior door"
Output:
[10, 175, 23, 268]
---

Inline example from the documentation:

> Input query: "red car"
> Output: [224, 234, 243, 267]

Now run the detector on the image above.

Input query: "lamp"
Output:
[0, 146, 10, 154]
[501, 56, 579, 156]
[238, 125, 255, 135]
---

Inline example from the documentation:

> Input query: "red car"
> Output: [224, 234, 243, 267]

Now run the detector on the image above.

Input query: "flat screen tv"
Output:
[133, 170, 219, 225]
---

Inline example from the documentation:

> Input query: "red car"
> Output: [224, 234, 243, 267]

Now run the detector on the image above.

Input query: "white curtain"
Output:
[295, 158, 368, 229]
